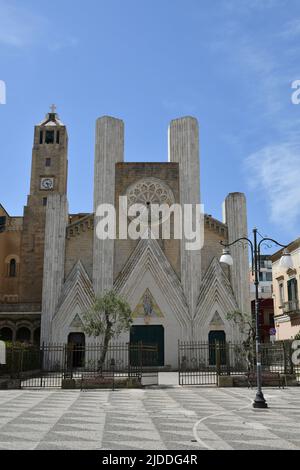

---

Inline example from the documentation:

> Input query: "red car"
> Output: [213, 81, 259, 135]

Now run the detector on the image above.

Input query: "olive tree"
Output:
[83, 290, 133, 370]
[226, 310, 256, 371]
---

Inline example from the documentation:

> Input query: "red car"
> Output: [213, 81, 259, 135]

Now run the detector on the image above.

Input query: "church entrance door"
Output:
[130, 325, 164, 366]
[208, 330, 226, 366]
[68, 333, 85, 368]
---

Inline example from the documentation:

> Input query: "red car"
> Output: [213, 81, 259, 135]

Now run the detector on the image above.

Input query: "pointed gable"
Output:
[53, 260, 94, 329]
[114, 236, 190, 326]
[195, 257, 238, 329]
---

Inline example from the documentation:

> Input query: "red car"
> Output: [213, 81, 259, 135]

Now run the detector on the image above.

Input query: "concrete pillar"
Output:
[93, 116, 124, 295]
[223, 192, 250, 315]
[41, 194, 68, 344]
[168, 116, 201, 320]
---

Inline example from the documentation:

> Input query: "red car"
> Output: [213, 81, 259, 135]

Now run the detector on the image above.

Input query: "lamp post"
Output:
[220, 228, 293, 409]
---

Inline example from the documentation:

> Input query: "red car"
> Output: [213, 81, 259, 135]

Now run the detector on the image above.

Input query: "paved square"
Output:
[0, 385, 300, 450]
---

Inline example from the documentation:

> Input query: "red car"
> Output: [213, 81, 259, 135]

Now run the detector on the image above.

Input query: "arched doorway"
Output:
[130, 325, 164, 366]
[208, 330, 226, 366]
[68, 333, 85, 368]
[16, 327, 31, 343]
[0, 327, 13, 342]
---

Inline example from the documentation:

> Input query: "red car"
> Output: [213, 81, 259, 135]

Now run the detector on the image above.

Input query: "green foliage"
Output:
[226, 310, 256, 370]
[294, 331, 300, 340]
[83, 290, 133, 340]
[226, 310, 255, 340]
[83, 290, 133, 371]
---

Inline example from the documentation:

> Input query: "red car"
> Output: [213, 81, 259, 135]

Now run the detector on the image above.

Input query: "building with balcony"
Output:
[249, 255, 274, 342]
[272, 238, 300, 340]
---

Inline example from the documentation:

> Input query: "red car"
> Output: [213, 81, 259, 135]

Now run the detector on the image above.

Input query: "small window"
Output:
[288, 278, 298, 301]
[39, 131, 43, 144]
[0, 216, 6, 232]
[45, 130, 54, 144]
[45, 158, 51, 167]
[9, 259, 16, 277]
[42, 197, 47, 207]
[266, 272, 272, 282]
[279, 282, 284, 305]
[56, 131, 60, 144]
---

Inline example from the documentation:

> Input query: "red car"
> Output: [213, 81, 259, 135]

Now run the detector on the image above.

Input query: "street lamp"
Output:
[220, 228, 293, 409]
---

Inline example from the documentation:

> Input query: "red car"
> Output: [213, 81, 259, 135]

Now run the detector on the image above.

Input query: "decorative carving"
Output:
[132, 289, 164, 323]
[70, 313, 84, 328]
[126, 178, 175, 227]
[126, 178, 175, 207]
[210, 311, 225, 326]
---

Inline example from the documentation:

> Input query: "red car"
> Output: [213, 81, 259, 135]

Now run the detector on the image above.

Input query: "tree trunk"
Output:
[97, 312, 112, 373]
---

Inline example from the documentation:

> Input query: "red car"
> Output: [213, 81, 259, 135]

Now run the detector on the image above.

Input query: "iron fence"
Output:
[0, 342, 158, 388]
[178, 340, 299, 386]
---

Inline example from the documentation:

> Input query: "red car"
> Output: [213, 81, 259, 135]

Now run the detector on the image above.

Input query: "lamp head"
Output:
[279, 248, 293, 270]
[220, 248, 233, 266]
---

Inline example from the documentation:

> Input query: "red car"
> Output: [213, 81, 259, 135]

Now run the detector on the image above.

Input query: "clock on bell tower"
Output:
[19, 106, 68, 303]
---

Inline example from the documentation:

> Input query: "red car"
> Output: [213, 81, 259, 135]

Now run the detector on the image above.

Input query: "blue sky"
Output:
[0, 0, 300, 249]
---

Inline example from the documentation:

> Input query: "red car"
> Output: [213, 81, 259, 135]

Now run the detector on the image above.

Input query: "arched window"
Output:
[9, 259, 16, 277]
[0, 327, 13, 342]
[16, 327, 31, 343]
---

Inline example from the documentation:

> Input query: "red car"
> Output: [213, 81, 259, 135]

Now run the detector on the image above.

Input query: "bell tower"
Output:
[19, 107, 68, 303]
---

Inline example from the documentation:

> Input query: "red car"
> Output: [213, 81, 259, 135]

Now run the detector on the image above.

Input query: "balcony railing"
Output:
[283, 300, 300, 315]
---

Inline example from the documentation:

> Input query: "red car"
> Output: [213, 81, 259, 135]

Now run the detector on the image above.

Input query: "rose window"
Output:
[125, 178, 175, 227]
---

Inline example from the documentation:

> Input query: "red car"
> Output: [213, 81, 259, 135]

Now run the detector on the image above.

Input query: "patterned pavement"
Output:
[0, 385, 300, 450]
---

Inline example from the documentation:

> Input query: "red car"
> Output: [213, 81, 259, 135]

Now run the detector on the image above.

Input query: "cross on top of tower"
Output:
[50, 104, 57, 114]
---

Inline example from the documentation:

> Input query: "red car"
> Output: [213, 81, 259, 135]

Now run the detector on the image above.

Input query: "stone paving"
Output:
[0, 385, 300, 450]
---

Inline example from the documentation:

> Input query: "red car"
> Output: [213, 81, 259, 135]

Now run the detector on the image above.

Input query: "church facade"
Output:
[0, 110, 250, 368]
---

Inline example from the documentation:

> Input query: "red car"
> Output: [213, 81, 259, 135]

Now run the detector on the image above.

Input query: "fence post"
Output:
[63, 344, 68, 379]
[127, 342, 131, 379]
[283, 341, 287, 375]
[289, 341, 294, 375]
[216, 343, 221, 376]
[226, 342, 230, 376]
[10, 343, 15, 378]
[40, 343, 45, 388]
[139, 341, 143, 375]
[178, 339, 180, 385]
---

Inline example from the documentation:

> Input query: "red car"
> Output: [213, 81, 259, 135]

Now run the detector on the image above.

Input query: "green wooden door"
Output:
[208, 330, 226, 366]
[130, 325, 164, 366]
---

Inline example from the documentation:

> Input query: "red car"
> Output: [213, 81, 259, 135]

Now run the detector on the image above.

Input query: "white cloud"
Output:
[280, 19, 300, 38]
[0, 1, 46, 47]
[0, 0, 78, 50]
[246, 143, 300, 229]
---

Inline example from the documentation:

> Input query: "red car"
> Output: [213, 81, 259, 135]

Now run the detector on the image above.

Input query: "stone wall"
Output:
[65, 219, 94, 280]
[114, 162, 181, 280]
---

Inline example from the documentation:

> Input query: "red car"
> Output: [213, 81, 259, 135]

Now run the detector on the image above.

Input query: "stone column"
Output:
[41, 194, 68, 344]
[93, 116, 124, 295]
[168, 117, 201, 320]
[223, 192, 250, 315]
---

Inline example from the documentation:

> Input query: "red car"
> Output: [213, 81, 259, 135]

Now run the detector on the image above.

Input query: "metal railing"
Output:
[178, 340, 299, 386]
[283, 300, 300, 315]
[0, 342, 158, 388]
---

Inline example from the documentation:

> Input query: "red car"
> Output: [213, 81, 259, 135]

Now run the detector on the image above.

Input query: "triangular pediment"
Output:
[70, 313, 84, 328]
[195, 257, 238, 327]
[53, 260, 94, 329]
[114, 236, 190, 325]
[210, 311, 224, 326]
